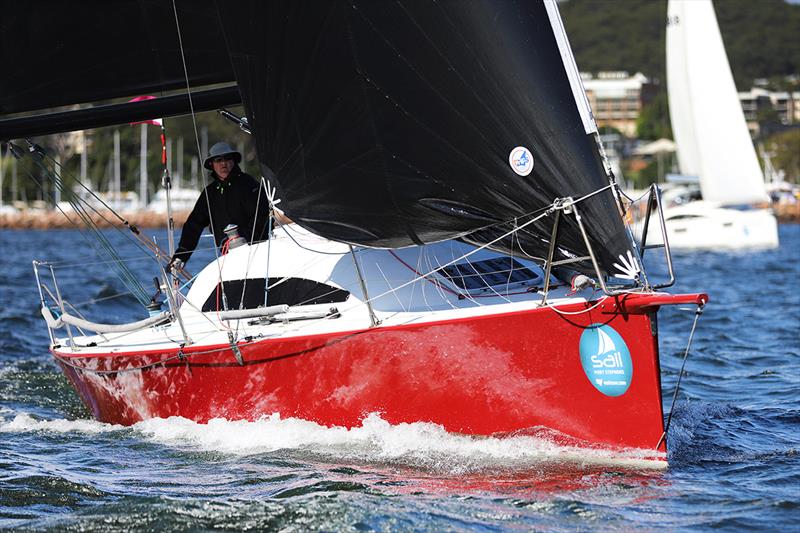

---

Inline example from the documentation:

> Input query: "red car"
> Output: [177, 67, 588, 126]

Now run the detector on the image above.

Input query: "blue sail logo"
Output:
[508, 146, 534, 176]
[579, 324, 633, 396]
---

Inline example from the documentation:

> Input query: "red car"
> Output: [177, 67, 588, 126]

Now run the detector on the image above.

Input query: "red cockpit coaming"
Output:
[52, 292, 705, 452]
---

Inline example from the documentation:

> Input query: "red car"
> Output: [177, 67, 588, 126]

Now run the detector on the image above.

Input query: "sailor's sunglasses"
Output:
[212, 155, 235, 163]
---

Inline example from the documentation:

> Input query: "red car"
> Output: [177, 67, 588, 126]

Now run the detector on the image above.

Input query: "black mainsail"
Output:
[0, 0, 233, 114]
[1, 0, 636, 277]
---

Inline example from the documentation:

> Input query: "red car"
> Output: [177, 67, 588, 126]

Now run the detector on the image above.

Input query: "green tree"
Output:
[636, 92, 672, 141]
[756, 105, 781, 127]
[560, 0, 800, 90]
[766, 129, 800, 183]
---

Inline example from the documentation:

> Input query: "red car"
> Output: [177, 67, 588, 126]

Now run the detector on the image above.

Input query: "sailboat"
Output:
[663, 0, 779, 249]
[1, 1, 706, 460]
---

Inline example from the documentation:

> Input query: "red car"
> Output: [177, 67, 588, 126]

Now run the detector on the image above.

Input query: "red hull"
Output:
[53, 293, 706, 452]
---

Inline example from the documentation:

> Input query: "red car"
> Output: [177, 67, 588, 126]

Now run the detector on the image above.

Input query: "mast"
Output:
[0, 145, 4, 206]
[80, 132, 88, 183]
[140, 123, 148, 209]
[54, 155, 61, 207]
[177, 136, 184, 189]
[190, 156, 198, 189]
[12, 156, 18, 203]
[161, 125, 176, 257]
[113, 129, 121, 210]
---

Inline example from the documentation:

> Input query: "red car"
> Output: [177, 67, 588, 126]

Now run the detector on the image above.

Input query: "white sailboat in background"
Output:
[662, 0, 779, 249]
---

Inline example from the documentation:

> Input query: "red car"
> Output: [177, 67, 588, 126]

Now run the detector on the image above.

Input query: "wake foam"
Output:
[0, 412, 666, 473]
[0, 412, 122, 434]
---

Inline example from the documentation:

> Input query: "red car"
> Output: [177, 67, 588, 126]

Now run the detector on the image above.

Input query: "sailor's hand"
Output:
[166, 257, 184, 274]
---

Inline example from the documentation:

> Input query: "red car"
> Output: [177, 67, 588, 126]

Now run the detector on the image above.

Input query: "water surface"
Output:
[1, 226, 798, 530]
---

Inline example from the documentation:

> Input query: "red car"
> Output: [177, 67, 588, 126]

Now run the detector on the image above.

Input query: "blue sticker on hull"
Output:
[579, 324, 633, 397]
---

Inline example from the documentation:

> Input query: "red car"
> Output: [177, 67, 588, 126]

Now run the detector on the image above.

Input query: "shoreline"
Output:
[0, 210, 191, 230]
[1, 204, 798, 230]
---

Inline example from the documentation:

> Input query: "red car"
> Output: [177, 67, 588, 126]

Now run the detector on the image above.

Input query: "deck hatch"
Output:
[438, 258, 541, 291]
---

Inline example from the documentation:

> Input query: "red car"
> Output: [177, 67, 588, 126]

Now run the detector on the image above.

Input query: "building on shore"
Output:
[580, 71, 658, 137]
[580, 71, 800, 141]
[738, 87, 800, 137]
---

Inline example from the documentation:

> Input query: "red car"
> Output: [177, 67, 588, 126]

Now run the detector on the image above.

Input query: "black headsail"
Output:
[219, 0, 636, 276]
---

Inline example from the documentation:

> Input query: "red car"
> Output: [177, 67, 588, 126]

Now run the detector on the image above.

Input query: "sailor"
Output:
[167, 142, 270, 271]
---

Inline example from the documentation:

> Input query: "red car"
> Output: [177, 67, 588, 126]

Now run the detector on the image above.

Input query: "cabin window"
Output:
[438, 258, 541, 291]
[202, 278, 349, 312]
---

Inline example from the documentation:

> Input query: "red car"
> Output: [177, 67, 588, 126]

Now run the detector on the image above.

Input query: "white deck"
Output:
[52, 225, 596, 355]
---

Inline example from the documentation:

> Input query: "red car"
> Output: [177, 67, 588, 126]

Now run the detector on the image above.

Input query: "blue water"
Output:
[1, 226, 798, 531]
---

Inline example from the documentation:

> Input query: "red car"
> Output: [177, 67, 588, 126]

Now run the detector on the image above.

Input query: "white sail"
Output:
[666, 0, 768, 205]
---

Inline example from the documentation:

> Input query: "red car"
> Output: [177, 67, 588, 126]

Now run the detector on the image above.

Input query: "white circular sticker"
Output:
[508, 146, 534, 176]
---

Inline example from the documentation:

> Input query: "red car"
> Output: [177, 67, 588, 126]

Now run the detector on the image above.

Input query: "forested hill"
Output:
[559, 0, 800, 89]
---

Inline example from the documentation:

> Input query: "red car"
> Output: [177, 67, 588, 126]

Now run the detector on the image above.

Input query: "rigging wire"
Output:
[31, 144, 192, 282]
[333, 186, 644, 319]
[657, 302, 705, 450]
[50, 162, 168, 261]
[44, 183, 652, 354]
[45, 242, 219, 269]
[277, 223, 350, 256]
[171, 0, 225, 299]
[23, 155, 152, 307]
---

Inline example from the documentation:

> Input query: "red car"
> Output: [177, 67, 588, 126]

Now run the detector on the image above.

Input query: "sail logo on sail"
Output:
[508, 146, 534, 176]
[579, 324, 633, 397]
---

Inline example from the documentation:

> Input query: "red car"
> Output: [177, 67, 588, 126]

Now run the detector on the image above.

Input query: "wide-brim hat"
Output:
[203, 142, 242, 170]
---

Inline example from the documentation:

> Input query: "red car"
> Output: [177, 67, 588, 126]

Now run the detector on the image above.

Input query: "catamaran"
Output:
[0, 0, 706, 462]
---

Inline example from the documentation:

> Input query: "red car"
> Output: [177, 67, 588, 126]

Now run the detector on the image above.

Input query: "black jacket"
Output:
[174, 166, 270, 265]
